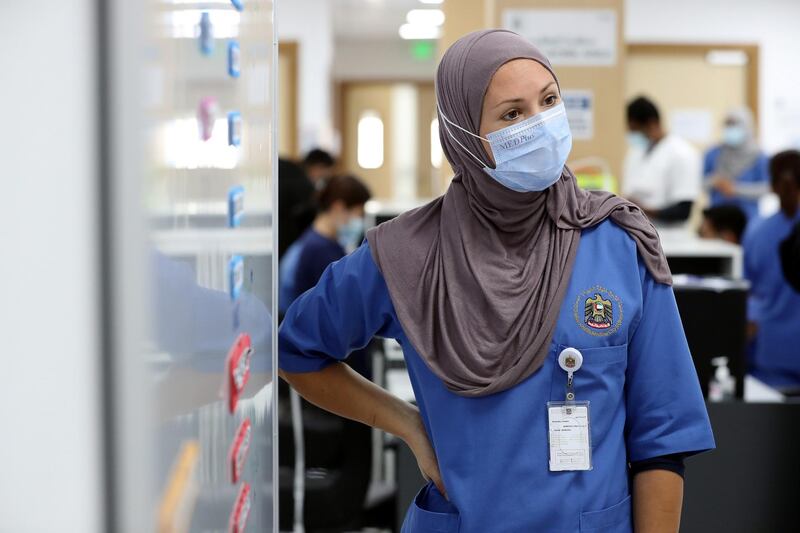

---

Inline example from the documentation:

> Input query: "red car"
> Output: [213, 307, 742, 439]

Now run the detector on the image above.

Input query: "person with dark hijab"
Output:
[278, 157, 316, 258]
[743, 150, 800, 390]
[279, 30, 713, 532]
[780, 220, 800, 292]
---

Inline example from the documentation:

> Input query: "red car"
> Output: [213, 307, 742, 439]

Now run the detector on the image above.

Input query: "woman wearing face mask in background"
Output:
[704, 107, 770, 221]
[279, 30, 714, 533]
[279, 174, 371, 317]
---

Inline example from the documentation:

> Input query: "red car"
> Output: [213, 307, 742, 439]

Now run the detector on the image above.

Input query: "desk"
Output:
[682, 401, 800, 532]
[659, 228, 743, 278]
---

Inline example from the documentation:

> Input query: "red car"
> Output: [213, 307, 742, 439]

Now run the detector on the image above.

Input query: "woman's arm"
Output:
[633, 470, 684, 533]
[280, 363, 446, 496]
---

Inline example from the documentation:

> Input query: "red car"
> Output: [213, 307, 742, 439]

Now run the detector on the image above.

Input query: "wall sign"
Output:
[503, 9, 617, 66]
[562, 89, 594, 140]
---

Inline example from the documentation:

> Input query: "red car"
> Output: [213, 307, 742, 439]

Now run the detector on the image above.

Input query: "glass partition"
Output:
[110, 1, 278, 531]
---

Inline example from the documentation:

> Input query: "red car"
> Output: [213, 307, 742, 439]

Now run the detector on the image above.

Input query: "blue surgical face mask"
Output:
[439, 102, 573, 192]
[722, 125, 747, 147]
[627, 131, 650, 151]
[337, 216, 365, 251]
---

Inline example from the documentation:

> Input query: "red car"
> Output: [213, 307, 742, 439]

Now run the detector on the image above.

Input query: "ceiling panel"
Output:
[333, 0, 436, 40]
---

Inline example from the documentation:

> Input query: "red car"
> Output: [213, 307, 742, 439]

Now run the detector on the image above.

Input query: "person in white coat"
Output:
[623, 96, 702, 224]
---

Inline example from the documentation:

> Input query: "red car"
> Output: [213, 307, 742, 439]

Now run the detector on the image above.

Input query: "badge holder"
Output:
[547, 348, 592, 471]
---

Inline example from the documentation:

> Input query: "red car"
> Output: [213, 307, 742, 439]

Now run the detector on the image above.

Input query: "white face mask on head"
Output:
[439, 103, 573, 192]
[722, 125, 747, 147]
[337, 216, 365, 252]
[627, 131, 650, 151]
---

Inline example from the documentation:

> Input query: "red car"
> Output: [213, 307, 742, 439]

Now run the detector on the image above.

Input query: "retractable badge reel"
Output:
[558, 347, 583, 403]
[548, 347, 592, 471]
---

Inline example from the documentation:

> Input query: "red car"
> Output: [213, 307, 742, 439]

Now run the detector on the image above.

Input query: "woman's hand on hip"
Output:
[402, 409, 447, 499]
[281, 364, 447, 497]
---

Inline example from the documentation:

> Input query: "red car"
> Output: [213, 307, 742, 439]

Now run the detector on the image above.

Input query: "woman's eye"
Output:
[502, 109, 520, 121]
[544, 94, 558, 106]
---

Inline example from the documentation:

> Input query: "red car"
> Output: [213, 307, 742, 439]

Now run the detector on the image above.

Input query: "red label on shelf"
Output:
[226, 333, 253, 413]
[228, 418, 252, 484]
[228, 482, 251, 533]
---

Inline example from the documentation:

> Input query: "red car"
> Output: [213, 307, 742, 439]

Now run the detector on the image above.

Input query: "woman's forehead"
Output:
[484, 59, 556, 103]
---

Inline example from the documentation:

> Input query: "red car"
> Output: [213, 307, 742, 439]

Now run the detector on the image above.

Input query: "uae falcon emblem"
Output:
[584, 293, 613, 330]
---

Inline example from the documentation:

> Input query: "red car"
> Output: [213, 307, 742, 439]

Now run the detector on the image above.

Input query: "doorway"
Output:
[339, 81, 440, 200]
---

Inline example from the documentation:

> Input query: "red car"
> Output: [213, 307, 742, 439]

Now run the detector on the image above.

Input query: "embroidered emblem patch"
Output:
[573, 286, 623, 337]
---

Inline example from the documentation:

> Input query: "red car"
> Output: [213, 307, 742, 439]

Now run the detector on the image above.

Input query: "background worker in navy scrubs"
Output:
[279, 30, 714, 533]
[279, 173, 372, 375]
[279, 174, 371, 313]
[743, 150, 800, 392]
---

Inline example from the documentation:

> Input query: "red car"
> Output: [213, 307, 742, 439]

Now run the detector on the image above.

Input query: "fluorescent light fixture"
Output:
[706, 50, 748, 66]
[166, 9, 240, 39]
[399, 23, 442, 40]
[419, 0, 444, 4]
[406, 9, 445, 26]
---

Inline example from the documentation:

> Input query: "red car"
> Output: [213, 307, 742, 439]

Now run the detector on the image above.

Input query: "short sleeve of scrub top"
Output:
[279, 242, 400, 373]
[624, 258, 715, 461]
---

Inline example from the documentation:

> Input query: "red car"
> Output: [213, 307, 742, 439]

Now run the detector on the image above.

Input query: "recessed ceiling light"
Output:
[406, 8, 445, 26]
[399, 23, 442, 40]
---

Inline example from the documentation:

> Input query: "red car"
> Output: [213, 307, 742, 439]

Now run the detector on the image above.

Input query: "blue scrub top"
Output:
[280, 220, 715, 533]
[703, 146, 769, 220]
[744, 211, 800, 387]
[279, 228, 345, 314]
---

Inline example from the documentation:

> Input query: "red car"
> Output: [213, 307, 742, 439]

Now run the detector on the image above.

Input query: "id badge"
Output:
[547, 400, 592, 471]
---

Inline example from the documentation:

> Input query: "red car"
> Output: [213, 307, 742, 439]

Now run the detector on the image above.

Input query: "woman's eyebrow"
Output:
[492, 82, 559, 109]
[493, 97, 525, 109]
[539, 81, 558, 94]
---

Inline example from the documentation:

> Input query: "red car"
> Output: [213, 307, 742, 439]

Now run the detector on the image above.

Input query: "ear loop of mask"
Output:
[437, 107, 492, 168]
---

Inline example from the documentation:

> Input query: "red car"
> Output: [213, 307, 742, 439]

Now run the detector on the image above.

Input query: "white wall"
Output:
[626, 0, 800, 153]
[279, 0, 336, 154]
[0, 0, 102, 531]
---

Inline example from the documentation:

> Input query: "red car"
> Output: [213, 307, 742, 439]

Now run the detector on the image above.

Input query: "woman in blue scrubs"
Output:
[704, 108, 770, 221]
[279, 30, 714, 532]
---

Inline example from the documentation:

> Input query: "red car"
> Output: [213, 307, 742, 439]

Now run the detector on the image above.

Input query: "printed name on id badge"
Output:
[547, 401, 592, 471]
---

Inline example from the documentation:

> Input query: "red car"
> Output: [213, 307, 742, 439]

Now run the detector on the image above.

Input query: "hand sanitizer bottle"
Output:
[709, 356, 735, 402]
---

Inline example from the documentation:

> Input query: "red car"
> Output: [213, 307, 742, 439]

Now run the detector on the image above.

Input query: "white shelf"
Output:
[151, 226, 273, 255]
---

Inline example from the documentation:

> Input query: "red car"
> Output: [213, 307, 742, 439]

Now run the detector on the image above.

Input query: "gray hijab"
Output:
[716, 107, 761, 179]
[366, 29, 670, 398]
